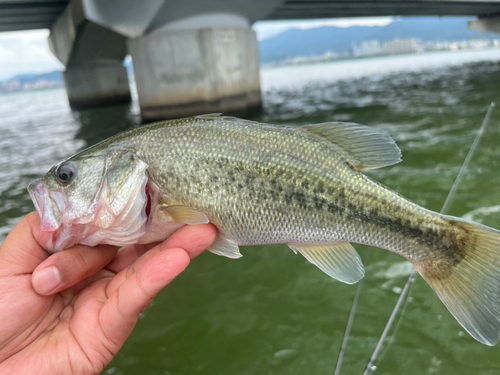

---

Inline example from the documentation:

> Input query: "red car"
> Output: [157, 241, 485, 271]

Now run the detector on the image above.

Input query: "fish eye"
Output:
[55, 163, 76, 186]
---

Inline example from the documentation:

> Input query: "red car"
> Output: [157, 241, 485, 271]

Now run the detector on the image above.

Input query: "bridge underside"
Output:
[2, 0, 500, 33]
[0, 1, 66, 32]
[268, 1, 500, 19]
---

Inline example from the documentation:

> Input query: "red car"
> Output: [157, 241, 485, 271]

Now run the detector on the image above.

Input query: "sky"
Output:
[0, 17, 394, 82]
[0, 30, 63, 81]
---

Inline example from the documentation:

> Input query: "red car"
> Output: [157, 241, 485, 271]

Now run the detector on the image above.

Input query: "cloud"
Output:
[0, 30, 63, 81]
[253, 17, 394, 41]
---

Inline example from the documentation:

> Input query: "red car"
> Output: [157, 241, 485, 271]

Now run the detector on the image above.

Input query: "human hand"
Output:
[0, 212, 216, 375]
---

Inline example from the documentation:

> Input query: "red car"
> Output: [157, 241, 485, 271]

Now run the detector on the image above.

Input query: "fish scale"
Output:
[29, 114, 500, 346]
[115, 117, 439, 258]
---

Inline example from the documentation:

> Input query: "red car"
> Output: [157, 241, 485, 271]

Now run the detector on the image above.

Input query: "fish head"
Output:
[28, 147, 149, 253]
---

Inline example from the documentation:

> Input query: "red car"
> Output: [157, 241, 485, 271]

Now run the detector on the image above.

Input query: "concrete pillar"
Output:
[469, 17, 500, 33]
[128, 26, 262, 120]
[63, 60, 130, 108]
[48, 0, 131, 108]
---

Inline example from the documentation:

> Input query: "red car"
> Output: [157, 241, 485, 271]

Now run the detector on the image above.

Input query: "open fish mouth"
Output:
[28, 179, 80, 252]
[28, 167, 150, 253]
[29, 179, 65, 232]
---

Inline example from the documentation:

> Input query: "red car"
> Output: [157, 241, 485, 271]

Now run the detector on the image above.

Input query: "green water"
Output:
[2, 49, 500, 374]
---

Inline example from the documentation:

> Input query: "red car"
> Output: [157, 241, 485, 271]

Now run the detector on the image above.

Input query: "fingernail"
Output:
[33, 266, 62, 295]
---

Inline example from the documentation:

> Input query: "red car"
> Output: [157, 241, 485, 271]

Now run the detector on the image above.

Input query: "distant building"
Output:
[383, 39, 421, 55]
[23, 79, 61, 90]
[468, 39, 490, 49]
[2, 80, 21, 92]
[282, 50, 340, 65]
[0, 77, 63, 93]
[352, 40, 382, 56]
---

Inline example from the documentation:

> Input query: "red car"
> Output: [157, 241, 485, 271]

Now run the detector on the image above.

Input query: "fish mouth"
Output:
[28, 179, 75, 252]
[28, 179, 63, 232]
[28, 162, 150, 253]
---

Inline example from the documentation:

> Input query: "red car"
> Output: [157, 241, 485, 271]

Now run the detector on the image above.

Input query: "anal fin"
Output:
[208, 234, 242, 259]
[288, 242, 364, 284]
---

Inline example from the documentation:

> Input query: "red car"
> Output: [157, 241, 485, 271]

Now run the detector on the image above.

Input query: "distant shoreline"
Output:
[259, 47, 500, 92]
[0, 85, 63, 96]
[262, 46, 500, 69]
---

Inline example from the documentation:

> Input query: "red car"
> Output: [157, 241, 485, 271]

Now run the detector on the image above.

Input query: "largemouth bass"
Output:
[28, 114, 500, 346]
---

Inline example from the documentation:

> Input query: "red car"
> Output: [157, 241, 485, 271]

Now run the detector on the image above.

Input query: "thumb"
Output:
[32, 243, 118, 295]
[0, 212, 50, 275]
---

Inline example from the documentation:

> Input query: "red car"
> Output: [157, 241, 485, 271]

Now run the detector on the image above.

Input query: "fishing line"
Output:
[334, 253, 371, 375]
[362, 102, 495, 375]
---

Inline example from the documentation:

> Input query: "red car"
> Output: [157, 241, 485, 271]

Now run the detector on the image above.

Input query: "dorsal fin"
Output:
[195, 115, 402, 171]
[196, 113, 223, 119]
[300, 122, 402, 171]
[195, 113, 259, 125]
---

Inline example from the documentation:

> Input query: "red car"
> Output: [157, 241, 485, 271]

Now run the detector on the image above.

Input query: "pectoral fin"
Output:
[208, 234, 242, 259]
[288, 242, 364, 284]
[160, 205, 209, 225]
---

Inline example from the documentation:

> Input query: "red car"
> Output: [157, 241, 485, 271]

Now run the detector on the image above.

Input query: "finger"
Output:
[0, 212, 49, 275]
[105, 242, 164, 297]
[99, 247, 190, 348]
[32, 244, 119, 295]
[106, 223, 217, 274]
[106, 224, 216, 294]
[162, 224, 217, 260]
[106, 242, 160, 274]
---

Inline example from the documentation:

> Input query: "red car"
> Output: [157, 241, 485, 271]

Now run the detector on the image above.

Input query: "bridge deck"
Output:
[268, 1, 500, 19]
[1, 0, 500, 33]
[0, 0, 67, 32]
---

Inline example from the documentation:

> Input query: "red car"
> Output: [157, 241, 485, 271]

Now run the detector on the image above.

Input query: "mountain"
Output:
[259, 17, 499, 63]
[3, 71, 63, 86]
[0, 70, 63, 93]
[370, 17, 495, 41]
[260, 26, 375, 63]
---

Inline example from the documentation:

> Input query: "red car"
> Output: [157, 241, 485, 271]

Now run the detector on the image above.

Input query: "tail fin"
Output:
[414, 221, 500, 346]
